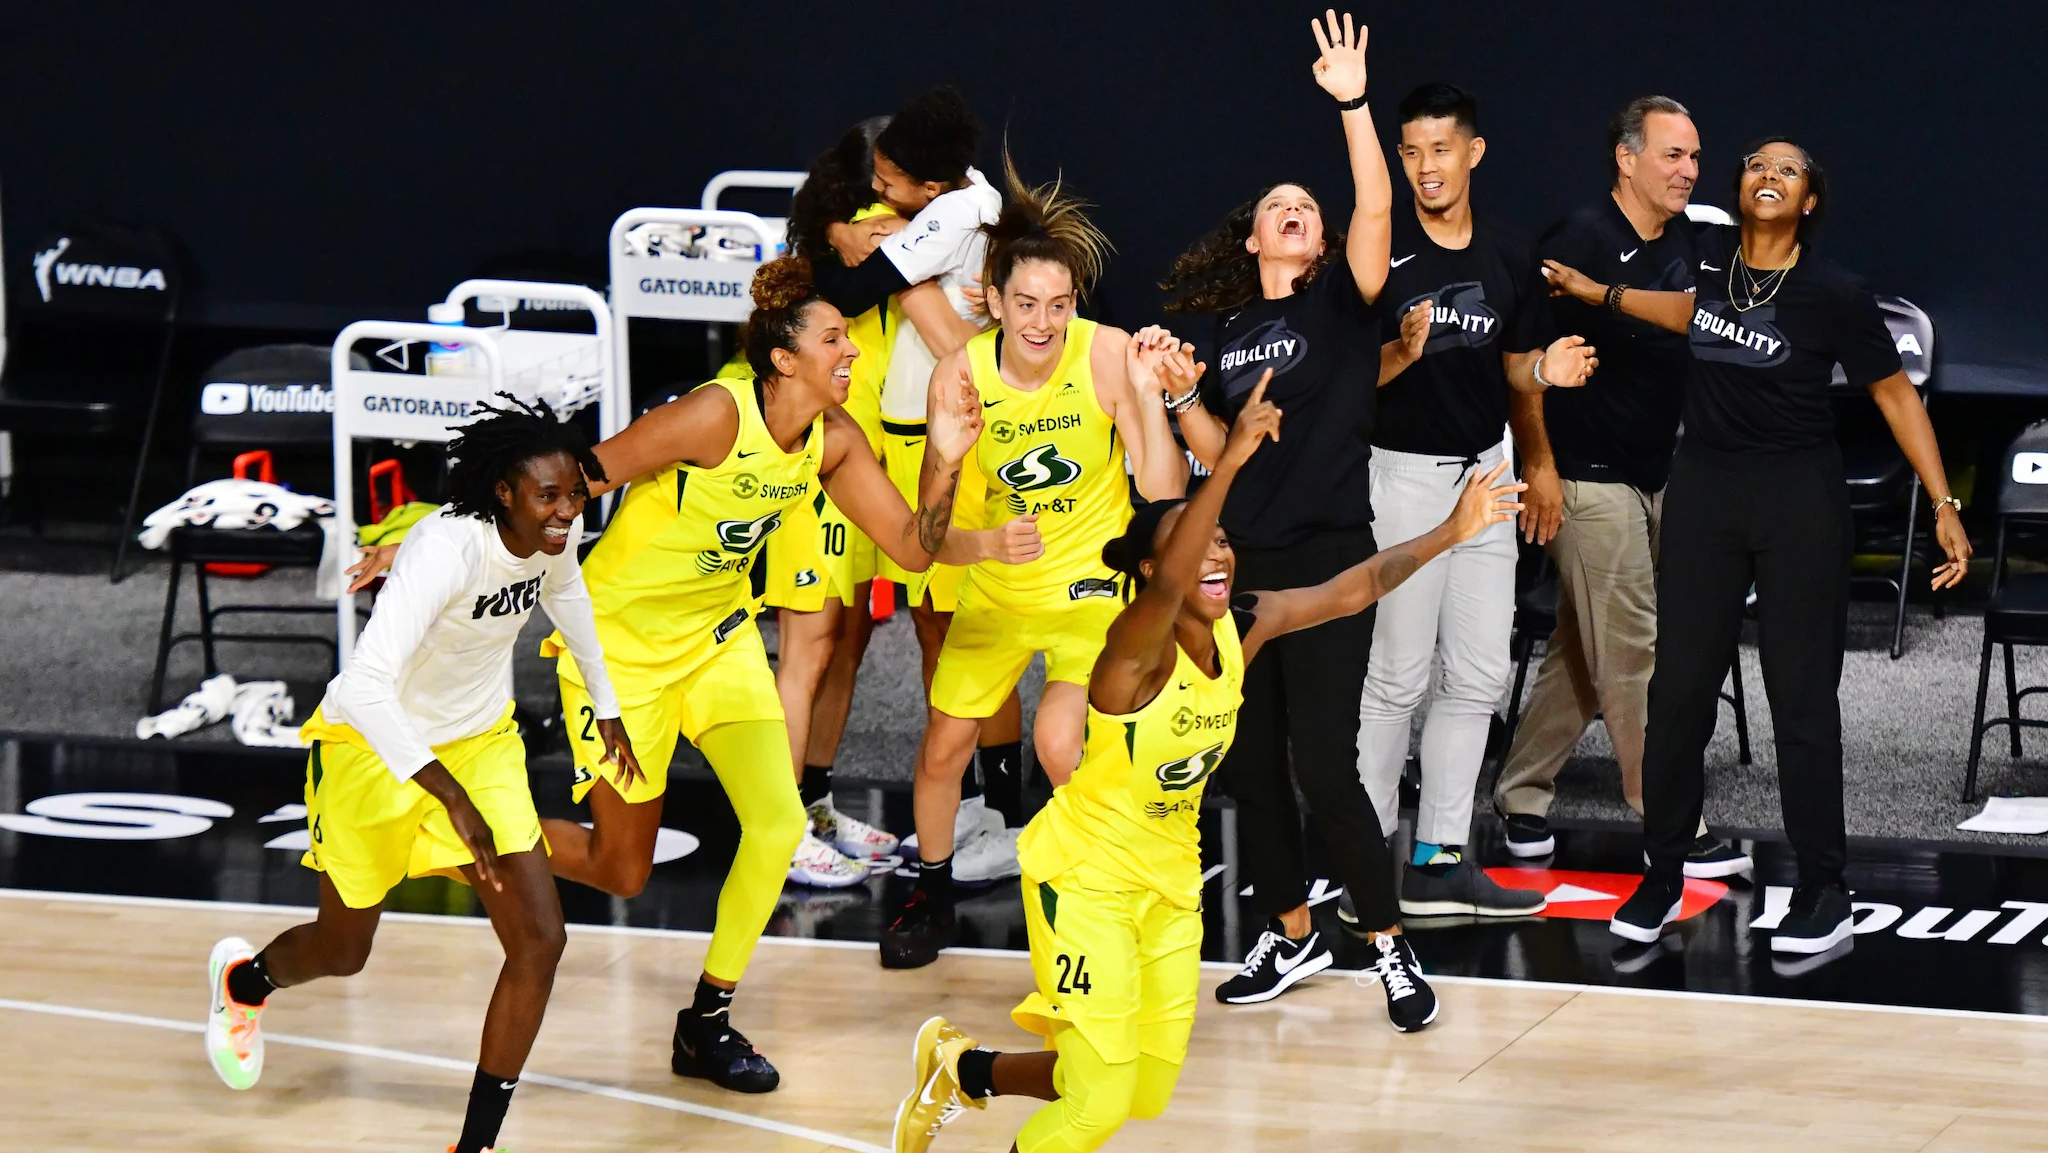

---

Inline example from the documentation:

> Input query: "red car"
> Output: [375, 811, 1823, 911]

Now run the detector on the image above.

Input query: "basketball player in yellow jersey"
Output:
[882, 156, 1190, 970]
[889, 373, 1526, 1153]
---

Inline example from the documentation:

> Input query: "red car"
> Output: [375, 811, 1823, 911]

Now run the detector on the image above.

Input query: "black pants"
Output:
[1642, 443, 1852, 886]
[1224, 526, 1401, 929]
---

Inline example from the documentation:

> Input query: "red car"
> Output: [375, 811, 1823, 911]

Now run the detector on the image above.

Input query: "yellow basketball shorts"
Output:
[762, 492, 878, 613]
[298, 704, 544, 910]
[556, 612, 784, 806]
[880, 424, 970, 612]
[1012, 867, 1202, 1066]
[929, 579, 1121, 719]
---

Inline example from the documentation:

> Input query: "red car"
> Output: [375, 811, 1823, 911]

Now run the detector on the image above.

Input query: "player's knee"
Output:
[604, 856, 653, 899]
[1034, 726, 1082, 780]
[1127, 1057, 1182, 1121]
[1062, 1071, 1138, 1147]
[508, 913, 568, 968]
[751, 798, 808, 861]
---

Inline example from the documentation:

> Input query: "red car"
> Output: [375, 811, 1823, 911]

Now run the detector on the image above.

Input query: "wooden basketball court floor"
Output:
[7, 889, 2048, 1152]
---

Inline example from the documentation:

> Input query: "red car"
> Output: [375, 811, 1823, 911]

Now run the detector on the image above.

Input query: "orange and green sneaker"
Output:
[205, 937, 266, 1090]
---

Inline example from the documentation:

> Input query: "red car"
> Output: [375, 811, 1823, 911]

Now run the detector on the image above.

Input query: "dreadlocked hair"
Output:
[789, 115, 892, 262]
[445, 393, 605, 524]
[743, 255, 826, 382]
[875, 85, 981, 185]
[1100, 498, 1187, 599]
[982, 146, 1113, 297]
[1158, 183, 1342, 315]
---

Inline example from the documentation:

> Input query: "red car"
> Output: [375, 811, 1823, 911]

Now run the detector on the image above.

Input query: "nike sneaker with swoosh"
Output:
[204, 937, 266, 1090]
[891, 1016, 983, 1153]
[809, 797, 900, 859]
[672, 1005, 780, 1093]
[1215, 922, 1334, 1004]
[1355, 932, 1438, 1033]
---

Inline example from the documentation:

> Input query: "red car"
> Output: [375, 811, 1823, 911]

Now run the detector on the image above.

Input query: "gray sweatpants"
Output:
[1357, 443, 1517, 845]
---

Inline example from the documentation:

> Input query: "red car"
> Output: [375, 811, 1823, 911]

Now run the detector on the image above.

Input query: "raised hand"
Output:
[989, 513, 1045, 565]
[1310, 10, 1368, 103]
[1399, 298, 1433, 360]
[345, 543, 400, 594]
[1126, 325, 1177, 395]
[1540, 334, 1598, 388]
[1541, 259, 1606, 306]
[826, 217, 901, 265]
[927, 363, 984, 466]
[1221, 370, 1281, 470]
[1449, 461, 1526, 543]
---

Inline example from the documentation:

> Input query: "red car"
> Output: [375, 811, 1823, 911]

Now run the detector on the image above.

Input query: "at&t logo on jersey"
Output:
[997, 444, 1082, 493]
[714, 510, 783, 553]
[1155, 743, 1226, 792]
[472, 575, 542, 619]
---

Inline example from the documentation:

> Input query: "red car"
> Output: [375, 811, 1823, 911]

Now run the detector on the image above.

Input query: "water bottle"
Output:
[426, 302, 470, 376]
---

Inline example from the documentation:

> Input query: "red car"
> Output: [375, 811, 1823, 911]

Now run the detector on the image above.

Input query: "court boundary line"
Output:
[0, 995, 888, 1153]
[5, 886, 2047, 1028]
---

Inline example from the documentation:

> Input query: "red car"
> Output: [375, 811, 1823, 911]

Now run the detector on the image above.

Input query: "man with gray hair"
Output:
[1493, 95, 1748, 876]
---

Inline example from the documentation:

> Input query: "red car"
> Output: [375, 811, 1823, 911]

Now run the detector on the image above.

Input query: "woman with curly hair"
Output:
[1156, 11, 1419, 1017]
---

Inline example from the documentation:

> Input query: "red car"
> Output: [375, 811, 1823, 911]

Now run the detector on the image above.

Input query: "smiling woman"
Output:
[1543, 138, 1973, 954]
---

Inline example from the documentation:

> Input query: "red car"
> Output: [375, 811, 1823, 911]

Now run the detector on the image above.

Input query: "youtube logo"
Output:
[1483, 867, 1729, 923]
[2014, 451, 2048, 484]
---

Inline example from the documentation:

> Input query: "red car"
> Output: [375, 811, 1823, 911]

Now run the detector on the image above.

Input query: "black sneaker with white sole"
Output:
[1644, 834, 1753, 878]
[1399, 859, 1546, 918]
[1771, 884, 1853, 954]
[672, 1008, 779, 1093]
[1361, 932, 1438, 1033]
[1609, 870, 1684, 943]
[1501, 812, 1555, 858]
[1215, 923, 1333, 1005]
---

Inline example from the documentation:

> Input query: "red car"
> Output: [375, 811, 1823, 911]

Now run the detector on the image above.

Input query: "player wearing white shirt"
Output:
[202, 397, 637, 1153]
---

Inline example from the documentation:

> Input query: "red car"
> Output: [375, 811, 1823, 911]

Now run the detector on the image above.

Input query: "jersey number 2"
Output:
[1054, 953, 1091, 995]
[579, 705, 596, 742]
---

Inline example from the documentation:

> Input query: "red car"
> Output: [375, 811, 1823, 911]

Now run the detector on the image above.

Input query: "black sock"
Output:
[956, 1046, 1000, 1099]
[455, 1066, 518, 1153]
[799, 763, 832, 807]
[691, 976, 735, 1018]
[226, 951, 277, 1006]
[977, 742, 1024, 827]
[958, 754, 983, 802]
[918, 855, 955, 907]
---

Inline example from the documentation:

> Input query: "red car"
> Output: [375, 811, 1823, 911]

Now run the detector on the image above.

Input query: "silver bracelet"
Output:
[1532, 351, 1554, 389]
[1164, 386, 1203, 415]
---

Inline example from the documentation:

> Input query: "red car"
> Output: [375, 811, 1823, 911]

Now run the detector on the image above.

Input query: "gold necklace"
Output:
[1729, 243, 1799, 312]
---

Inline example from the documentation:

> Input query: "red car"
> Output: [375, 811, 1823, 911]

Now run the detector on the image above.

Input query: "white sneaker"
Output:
[204, 937, 265, 1090]
[788, 832, 869, 888]
[955, 822, 1021, 885]
[809, 798, 899, 860]
[902, 794, 989, 858]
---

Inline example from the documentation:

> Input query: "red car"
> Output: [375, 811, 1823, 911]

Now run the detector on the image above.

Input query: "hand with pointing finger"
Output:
[1221, 370, 1281, 471]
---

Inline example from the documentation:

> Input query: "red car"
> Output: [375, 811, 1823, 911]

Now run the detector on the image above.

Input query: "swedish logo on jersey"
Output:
[1155, 742, 1226, 792]
[732, 472, 759, 498]
[996, 444, 1082, 493]
[715, 510, 783, 553]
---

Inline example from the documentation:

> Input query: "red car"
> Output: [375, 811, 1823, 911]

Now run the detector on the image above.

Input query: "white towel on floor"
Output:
[230, 680, 300, 747]
[1957, 797, 2048, 835]
[136, 673, 238, 739]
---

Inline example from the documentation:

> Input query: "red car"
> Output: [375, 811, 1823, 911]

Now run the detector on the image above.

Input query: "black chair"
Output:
[190, 344, 350, 484]
[0, 224, 183, 581]
[148, 523, 334, 713]
[1831, 294, 1936, 659]
[1503, 545, 1751, 766]
[1963, 420, 2048, 802]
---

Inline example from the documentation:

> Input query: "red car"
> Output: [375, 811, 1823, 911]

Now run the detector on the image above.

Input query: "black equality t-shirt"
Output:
[1537, 197, 1698, 491]
[1374, 211, 1555, 457]
[1682, 226, 1901, 453]
[1197, 256, 1381, 550]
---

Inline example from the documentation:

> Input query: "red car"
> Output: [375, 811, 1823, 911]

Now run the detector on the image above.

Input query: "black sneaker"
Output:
[1682, 835, 1751, 879]
[1399, 858, 1546, 917]
[1609, 870, 1684, 943]
[1215, 923, 1334, 1005]
[1771, 884, 1853, 954]
[672, 1008, 779, 1093]
[1500, 812, 1555, 858]
[880, 888, 957, 970]
[1361, 932, 1438, 1033]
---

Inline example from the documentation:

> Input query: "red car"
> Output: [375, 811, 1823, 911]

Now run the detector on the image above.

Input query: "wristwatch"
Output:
[1933, 495, 1963, 515]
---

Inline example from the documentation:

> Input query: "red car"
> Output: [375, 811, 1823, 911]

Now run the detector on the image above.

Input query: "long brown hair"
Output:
[981, 147, 1112, 297]
[1159, 183, 1341, 314]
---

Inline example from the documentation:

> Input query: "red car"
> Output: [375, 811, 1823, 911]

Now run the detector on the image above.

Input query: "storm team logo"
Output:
[714, 510, 783, 552]
[1155, 743, 1226, 792]
[996, 444, 1082, 493]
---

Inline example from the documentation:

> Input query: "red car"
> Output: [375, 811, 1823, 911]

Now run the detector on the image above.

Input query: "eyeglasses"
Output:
[1742, 153, 1809, 181]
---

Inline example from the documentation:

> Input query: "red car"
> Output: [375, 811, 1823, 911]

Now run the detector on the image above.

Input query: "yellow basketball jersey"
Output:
[1016, 614, 1244, 909]
[963, 318, 1129, 610]
[842, 203, 898, 453]
[549, 376, 823, 683]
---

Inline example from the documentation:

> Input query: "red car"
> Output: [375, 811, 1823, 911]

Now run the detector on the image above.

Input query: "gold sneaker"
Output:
[891, 1016, 984, 1153]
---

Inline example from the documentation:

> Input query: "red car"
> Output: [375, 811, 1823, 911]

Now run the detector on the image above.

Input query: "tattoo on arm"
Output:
[1366, 549, 1422, 602]
[915, 467, 959, 554]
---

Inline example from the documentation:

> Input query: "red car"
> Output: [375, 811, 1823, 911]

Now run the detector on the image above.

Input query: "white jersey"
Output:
[321, 508, 619, 780]
[879, 166, 1001, 421]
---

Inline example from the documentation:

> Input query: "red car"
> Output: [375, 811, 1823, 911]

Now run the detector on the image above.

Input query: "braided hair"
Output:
[1158, 183, 1341, 315]
[1100, 498, 1187, 598]
[444, 393, 606, 524]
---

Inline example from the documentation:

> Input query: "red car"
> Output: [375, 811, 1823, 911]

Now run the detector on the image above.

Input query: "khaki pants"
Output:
[1496, 479, 1696, 826]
